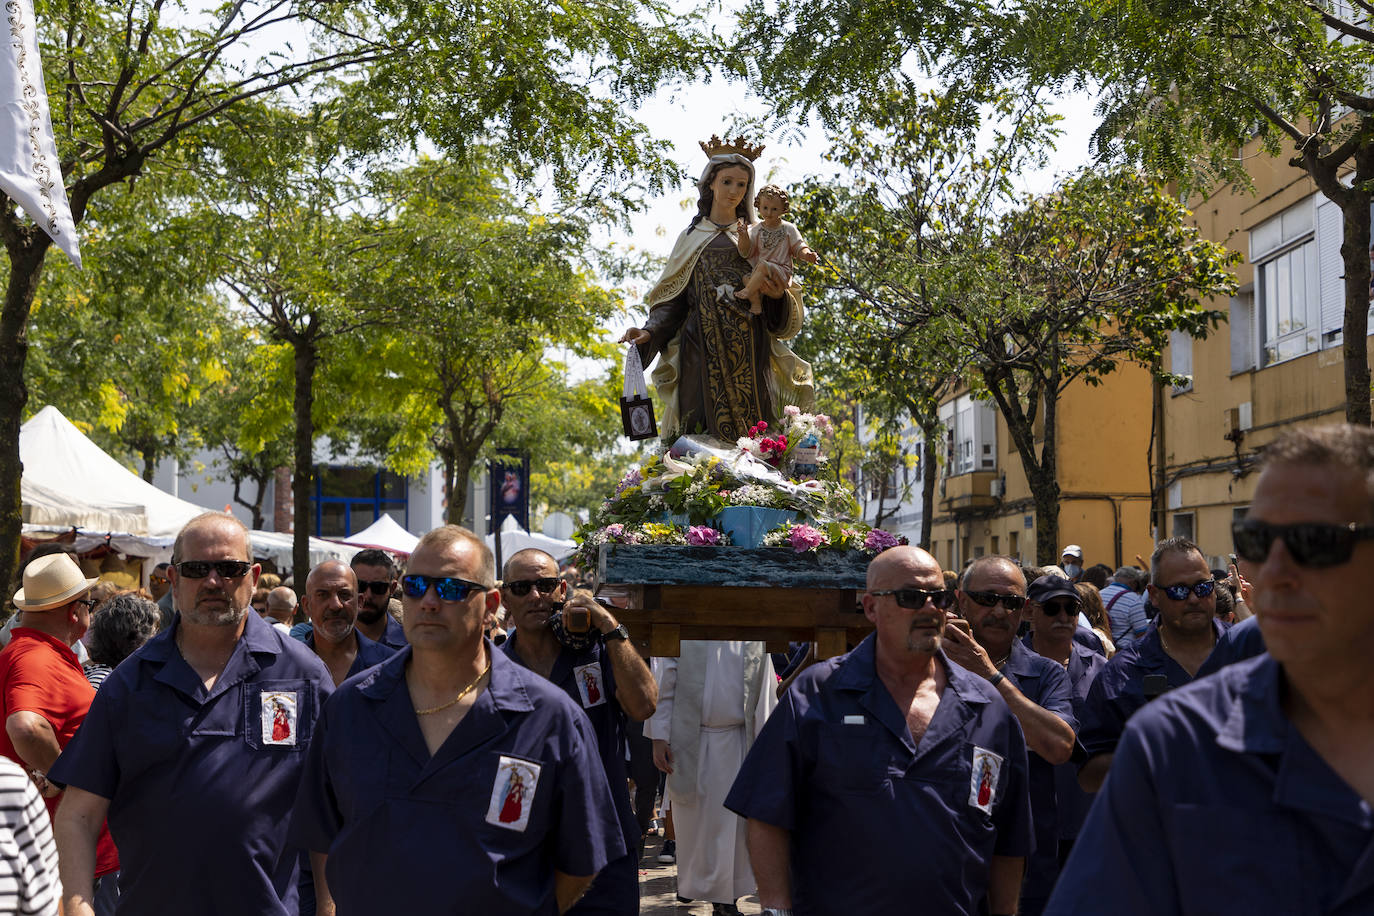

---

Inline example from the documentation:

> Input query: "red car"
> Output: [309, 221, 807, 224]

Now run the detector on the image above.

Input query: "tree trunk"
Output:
[1338, 190, 1372, 425]
[1301, 144, 1373, 424]
[446, 448, 477, 526]
[1028, 464, 1062, 566]
[0, 232, 51, 594]
[292, 334, 318, 580]
[920, 426, 938, 549]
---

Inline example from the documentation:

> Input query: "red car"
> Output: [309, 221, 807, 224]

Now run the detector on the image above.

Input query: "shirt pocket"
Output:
[242, 679, 315, 752]
[813, 722, 885, 794]
[1166, 805, 1305, 915]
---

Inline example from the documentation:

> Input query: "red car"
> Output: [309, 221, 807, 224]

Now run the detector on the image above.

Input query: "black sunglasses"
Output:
[964, 591, 1027, 611]
[400, 574, 486, 602]
[356, 579, 392, 596]
[1232, 519, 1374, 569]
[1040, 599, 1078, 617]
[1158, 579, 1216, 601]
[149, 575, 168, 586]
[503, 577, 562, 597]
[175, 560, 252, 580]
[869, 587, 955, 610]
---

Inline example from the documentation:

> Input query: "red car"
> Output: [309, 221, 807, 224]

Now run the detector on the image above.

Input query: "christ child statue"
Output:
[734, 184, 818, 314]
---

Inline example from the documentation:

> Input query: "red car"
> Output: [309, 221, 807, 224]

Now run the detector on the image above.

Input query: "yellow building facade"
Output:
[928, 366, 1158, 574]
[1160, 145, 1374, 567]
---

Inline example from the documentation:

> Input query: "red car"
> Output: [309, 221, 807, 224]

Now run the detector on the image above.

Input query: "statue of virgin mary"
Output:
[621, 136, 814, 443]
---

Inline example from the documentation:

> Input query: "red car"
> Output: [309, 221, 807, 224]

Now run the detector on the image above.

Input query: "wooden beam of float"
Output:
[597, 545, 873, 659]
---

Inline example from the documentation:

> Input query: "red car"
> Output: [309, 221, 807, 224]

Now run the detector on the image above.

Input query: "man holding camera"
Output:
[1075, 536, 1223, 793]
[500, 548, 656, 915]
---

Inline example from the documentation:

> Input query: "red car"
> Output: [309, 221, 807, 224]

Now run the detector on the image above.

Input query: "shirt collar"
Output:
[9, 627, 80, 665]
[1005, 639, 1042, 678]
[832, 633, 994, 705]
[358, 638, 535, 713]
[1214, 654, 1288, 755]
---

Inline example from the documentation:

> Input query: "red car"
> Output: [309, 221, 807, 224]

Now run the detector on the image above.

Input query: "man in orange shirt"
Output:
[0, 552, 120, 908]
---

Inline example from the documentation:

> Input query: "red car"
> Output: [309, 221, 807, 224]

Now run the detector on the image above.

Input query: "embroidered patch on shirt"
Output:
[260, 691, 298, 746]
[842, 715, 865, 725]
[486, 756, 542, 832]
[968, 746, 1003, 814]
[574, 662, 606, 708]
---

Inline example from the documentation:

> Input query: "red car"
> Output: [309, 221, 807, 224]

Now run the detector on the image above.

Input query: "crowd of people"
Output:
[0, 422, 1368, 914]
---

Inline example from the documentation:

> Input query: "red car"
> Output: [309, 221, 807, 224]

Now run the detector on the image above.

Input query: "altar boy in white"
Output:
[647, 641, 776, 915]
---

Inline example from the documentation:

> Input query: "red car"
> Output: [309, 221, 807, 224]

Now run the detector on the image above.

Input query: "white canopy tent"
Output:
[19, 406, 357, 574]
[340, 514, 419, 555]
[484, 516, 576, 572]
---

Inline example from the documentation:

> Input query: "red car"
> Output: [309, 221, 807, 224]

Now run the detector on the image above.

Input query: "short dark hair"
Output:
[351, 549, 395, 575]
[1261, 423, 1374, 517]
[1150, 537, 1204, 585]
[87, 592, 161, 667]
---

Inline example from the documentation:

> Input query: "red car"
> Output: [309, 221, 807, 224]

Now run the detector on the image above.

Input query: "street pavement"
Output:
[639, 833, 762, 915]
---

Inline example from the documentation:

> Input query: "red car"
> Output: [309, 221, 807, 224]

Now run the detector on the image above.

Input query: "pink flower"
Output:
[864, 529, 900, 553]
[783, 405, 801, 418]
[686, 526, 721, 546]
[788, 524, 828, 553]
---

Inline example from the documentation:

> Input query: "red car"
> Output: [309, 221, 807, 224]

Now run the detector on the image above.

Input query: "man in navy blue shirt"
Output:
[51, 512, 334, 916]
[290, 526, 624, 915]
[945, 561, 1076, 916]
[500, 547, 656, 915]
[1075, 536, 1224, 793]
[1047, 424, 1374, 915]
[350, 548, 407, 650]
[725, 545, 1033, 916]
[298, 560, 396, 916]
[302, 560, 396, 687]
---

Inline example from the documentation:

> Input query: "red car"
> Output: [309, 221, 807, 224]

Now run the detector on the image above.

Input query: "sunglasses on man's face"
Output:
[502, 577, 562, 597]
[1232, 519, 1374, 569]
[149, 575, 168, 586]
[1158, 579, 1216, 602]
[175, 560, 252, 580]
[400, 574, 486, 602]
[1039, 599, 1079, 617]
[356, 579, 392, 596]
[869, 587, 955, 610]
[963, 591, 1027, 611]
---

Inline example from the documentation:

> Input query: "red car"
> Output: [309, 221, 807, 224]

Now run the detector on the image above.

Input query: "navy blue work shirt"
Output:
[724, 634, 1034, 916]
[289, 641, 625, 916]
[1077, 618, 1226, 760]
[997, 641, 1075, 907]
[1045, 655, 1374, 915]
[502, 633, 639, 915]
[306, 629, 397, 680]
[1195, 615, 1264, 678]
[1072, 626, 1104, 656]
[48, 610, 334, 915]
[376, 615, 408, 651]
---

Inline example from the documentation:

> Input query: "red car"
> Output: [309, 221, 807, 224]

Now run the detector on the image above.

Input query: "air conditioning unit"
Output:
[990, 478, 1005, 498]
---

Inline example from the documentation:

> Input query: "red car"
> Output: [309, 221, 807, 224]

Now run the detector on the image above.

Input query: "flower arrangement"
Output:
[573, 425, 903, 567]
[761, 520, 908, 555]
[736, 408, 835, 478]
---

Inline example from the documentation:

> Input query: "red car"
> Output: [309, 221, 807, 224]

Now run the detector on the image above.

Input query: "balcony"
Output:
[939, 470, 1000, 513]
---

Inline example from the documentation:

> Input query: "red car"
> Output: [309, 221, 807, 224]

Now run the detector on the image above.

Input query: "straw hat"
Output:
[13, 553, 99, 611]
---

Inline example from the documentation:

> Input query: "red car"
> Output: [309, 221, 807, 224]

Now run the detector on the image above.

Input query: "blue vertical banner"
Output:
[490, 449, 531, 534]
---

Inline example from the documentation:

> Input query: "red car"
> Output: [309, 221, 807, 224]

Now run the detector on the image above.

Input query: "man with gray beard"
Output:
[51, 512, 333, 916]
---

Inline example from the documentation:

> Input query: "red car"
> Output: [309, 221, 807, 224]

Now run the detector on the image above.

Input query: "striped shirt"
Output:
[0, 758, 60, 915]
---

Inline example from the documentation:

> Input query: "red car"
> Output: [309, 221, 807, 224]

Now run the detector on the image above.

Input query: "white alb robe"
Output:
[646, 642, 776, 904]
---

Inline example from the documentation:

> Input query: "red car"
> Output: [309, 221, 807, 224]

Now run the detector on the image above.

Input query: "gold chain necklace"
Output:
[414, 660, 491, 716]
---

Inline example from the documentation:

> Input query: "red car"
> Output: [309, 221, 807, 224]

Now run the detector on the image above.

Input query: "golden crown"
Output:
[699, 134, 765, 161]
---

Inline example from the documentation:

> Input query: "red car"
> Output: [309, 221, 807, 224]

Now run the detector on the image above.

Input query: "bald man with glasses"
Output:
[52, 512, 333, 916]
[1048, 423, 1374, 914]
[726, 545, 1033, 916]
